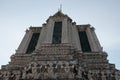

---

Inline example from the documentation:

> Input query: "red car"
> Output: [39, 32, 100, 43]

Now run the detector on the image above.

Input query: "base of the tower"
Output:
[19, 78, 83, 80]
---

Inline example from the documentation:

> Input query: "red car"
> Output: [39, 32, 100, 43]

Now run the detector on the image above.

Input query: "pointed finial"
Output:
[58, 0, 62, 12]
[58, 4, 62, 12]
[60, 4, 62, 12]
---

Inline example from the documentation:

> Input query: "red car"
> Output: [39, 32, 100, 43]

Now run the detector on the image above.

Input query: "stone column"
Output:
[62, 18, 69, 43]
[44, 19, 54, 43]
[67, 20, 71, 44]
[86, 27, 98, 52]
[16, 29, 33, 54]
[91, 27, 102, 52]
[71, 23, 82, 51]
[36, 24, 47, 49]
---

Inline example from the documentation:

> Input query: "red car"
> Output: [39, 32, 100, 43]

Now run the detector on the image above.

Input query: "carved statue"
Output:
[2, 72, 6, 80]
[0, 73, 3, 80]
[92, 73, 97, 80]
[64, 64, 70, 73]
[32, 66, 39, 79]
[24, 66, 33, 79]
[22, 68, 27, 79]
[15, 72, 21, 80]
[101, 71, 106, 80]
[5, 72, 11, 80]
[115, 71, 120, 80]
[48, 64, 55, 78]
[22, 71, 26, 79]
[48, 64, 53, 73]
[88, 71, 93, 80]
[98, 72, 102, 80]
[73, 67, 77, 77]
[10, 74, 16, 80]
[32, 66, 37, 74]
[26, 73, 33, 79]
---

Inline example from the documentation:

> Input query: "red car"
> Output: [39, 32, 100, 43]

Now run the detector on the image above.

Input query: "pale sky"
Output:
[0, 0, 120, 69]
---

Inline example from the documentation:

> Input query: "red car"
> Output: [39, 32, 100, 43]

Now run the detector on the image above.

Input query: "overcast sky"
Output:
[0, 0, 120, 69]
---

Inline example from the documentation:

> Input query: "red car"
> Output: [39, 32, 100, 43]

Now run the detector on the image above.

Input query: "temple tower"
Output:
[0, 11, 120, 80]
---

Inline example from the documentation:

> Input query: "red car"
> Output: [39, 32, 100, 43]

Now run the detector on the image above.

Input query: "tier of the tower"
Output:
[16, 11, 102, 55]
[16, 27, 42, 54]
[35, 11, 81, 52]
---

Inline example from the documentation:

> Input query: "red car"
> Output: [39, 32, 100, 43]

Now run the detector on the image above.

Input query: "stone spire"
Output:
[0, 11, 120, 80]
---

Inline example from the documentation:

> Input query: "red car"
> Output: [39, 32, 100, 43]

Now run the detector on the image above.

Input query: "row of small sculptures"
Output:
[0, 65, 120, 80]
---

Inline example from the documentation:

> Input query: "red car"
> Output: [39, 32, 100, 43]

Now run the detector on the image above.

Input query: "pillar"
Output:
[16, 29, 33, 54]
[91, 27, 102, 52]
[62, 18, 69, 43]
[86, 27, 98, 52]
